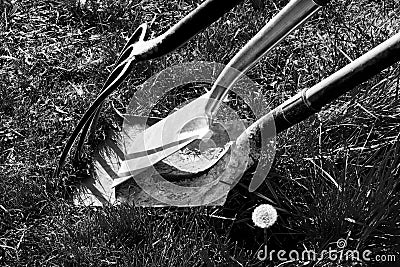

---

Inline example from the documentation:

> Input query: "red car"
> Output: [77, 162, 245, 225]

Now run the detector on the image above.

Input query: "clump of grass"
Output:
[295, 139, 400, 257]
[2, 205, 258, 266]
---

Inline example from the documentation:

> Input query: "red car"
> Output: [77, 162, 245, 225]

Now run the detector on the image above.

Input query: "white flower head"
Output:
[252, 204, 278, 228]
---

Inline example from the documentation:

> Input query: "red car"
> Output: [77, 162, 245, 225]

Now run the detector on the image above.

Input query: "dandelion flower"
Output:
[252, 204, 278, 228]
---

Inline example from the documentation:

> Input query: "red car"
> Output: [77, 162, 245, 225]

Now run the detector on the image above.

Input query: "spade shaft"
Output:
[205, 0, 327, 115]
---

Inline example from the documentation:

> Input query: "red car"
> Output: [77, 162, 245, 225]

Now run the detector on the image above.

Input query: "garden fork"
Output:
[55, 0, 246, 177]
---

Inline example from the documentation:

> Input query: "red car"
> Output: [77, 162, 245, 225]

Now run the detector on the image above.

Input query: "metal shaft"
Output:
[205, 0, 329, 116]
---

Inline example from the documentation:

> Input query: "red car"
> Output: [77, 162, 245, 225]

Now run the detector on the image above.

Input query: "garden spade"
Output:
[115, 0, 330, 187]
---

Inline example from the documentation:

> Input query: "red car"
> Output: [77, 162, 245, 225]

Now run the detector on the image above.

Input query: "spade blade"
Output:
[115, 92, 216, 186]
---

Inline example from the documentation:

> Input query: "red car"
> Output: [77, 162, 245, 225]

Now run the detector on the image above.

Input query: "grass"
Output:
[1, 0, 400, 266]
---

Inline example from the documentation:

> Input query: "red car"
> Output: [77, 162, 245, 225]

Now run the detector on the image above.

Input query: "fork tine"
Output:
[55, 58, 137, 178]
[74, 24, 149, 161]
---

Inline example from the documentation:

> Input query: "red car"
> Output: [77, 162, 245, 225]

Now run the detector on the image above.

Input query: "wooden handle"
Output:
[273, 31, 400, 133]
[147, 0, 244, 58]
